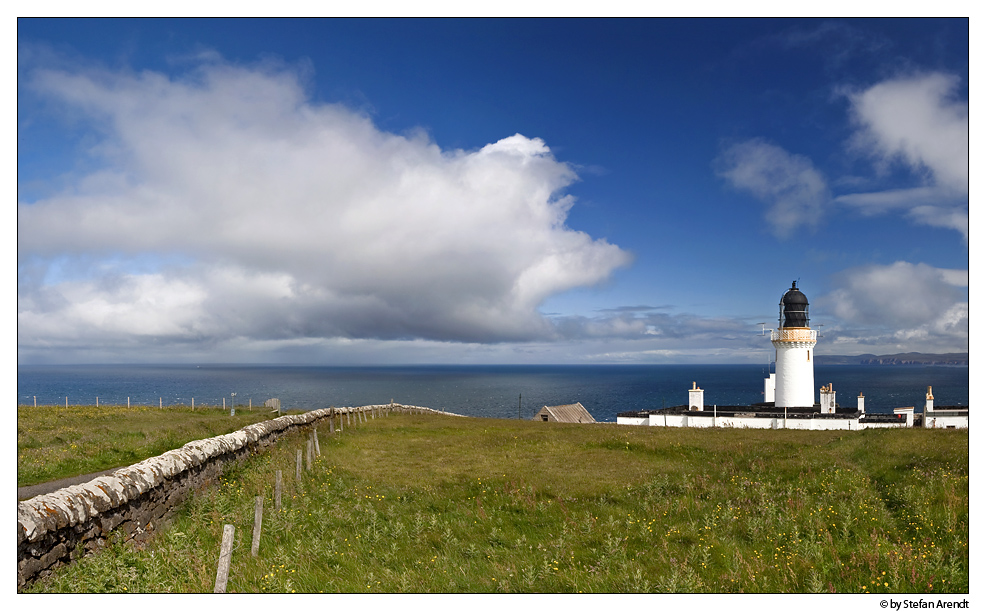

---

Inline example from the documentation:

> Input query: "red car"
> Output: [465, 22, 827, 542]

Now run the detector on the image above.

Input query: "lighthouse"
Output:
[770, 281, 817, 408]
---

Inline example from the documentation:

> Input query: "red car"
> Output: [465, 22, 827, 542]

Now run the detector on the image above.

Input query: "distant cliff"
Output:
[815, 352, 968, 366]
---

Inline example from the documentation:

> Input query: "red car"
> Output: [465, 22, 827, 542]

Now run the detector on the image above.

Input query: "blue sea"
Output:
[16, 364, 969, 422]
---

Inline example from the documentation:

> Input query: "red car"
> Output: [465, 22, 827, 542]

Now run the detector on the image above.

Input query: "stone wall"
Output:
[17, 403, 450, 588]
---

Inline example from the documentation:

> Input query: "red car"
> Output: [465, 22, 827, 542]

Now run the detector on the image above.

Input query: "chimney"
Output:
[819, 383, 836, 414]
[689, 382, 704, 412]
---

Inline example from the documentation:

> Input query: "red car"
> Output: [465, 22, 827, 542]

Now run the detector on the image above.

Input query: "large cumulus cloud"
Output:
[17, 57, 631, 357]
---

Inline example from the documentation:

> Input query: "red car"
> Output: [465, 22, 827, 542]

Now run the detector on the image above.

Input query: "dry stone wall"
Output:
[17, 403, 450, 588]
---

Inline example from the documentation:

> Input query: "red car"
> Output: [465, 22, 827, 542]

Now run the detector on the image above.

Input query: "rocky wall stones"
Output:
[18, 406, 336, 588]
[16, 404, 442, 588]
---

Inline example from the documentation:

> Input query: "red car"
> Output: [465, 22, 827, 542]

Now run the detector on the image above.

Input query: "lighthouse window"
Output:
[807, 350, 810, 361]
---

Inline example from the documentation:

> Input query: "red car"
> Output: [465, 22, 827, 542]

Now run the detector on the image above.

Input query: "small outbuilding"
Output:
[533, 402, 596, 423]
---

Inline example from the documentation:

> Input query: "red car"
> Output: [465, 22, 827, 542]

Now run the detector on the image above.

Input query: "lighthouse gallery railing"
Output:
[770, 328, 817, 342]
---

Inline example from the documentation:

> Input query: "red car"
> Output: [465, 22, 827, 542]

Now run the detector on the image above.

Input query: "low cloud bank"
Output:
[818, 261, 968, 353]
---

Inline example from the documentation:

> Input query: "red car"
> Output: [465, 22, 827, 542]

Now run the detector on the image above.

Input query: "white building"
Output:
[922, 386, 969, 429]
[769, 281, 816, 408]
[615, 281, 968, 430]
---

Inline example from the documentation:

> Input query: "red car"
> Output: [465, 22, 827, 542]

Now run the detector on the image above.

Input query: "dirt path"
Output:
[18, 468, 121, 502]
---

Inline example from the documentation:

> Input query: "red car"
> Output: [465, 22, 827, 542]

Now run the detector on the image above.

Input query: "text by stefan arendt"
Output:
[882, 599, 969, 610]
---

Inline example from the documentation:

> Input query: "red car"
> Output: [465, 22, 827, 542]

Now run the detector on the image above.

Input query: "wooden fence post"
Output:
[275, 470, 282, 511]
[214, 524, 235, 593]
[313, 428, 321, 456]
[306, 439, 313, 471]
[296, 449, 302, 481]
[251, 496, 263, 557]
[329, 410, 335, 435]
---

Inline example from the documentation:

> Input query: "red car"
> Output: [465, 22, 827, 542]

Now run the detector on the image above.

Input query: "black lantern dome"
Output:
[779, 281, 809, 328]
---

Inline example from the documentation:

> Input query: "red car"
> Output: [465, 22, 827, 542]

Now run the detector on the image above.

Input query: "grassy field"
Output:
[23, 411, 968, 593]
[17, 403, 286, 487]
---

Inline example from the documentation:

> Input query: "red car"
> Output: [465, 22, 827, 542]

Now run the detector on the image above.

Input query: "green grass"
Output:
[17, 403, 288, 487]
[25, 414, 968, 593]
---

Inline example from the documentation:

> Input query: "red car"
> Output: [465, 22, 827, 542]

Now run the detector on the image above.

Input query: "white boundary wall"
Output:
[619, 413, 971, 430]
[628, 413, 925, 431]
[923, 414, 969, 429]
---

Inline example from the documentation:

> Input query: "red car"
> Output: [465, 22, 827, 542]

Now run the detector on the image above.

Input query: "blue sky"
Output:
[16, 18, 970, 364]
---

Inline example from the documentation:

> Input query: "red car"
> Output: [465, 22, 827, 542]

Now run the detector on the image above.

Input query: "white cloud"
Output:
[17, 57, 632, 357]
[817, 261, 968, 353]
[717, 73, 968, 243]
[838, 72, 968, 240]
[905, 205, 969, 241]
[715, 138, 829, 238]
[833, 186, 946, 212]
[833, 187, 968, 240]
[846, 72, 968, 194]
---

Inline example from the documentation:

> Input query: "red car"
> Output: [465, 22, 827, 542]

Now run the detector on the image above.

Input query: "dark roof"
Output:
[859, 413, 912, 422]
[781, 281, 809, 327]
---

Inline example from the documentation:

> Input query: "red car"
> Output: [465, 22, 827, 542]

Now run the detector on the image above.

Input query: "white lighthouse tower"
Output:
[770, 281, 817, 408]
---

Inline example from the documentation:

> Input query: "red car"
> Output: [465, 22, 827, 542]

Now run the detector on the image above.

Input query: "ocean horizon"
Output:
[17, 363, 969, 423]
